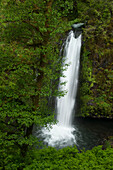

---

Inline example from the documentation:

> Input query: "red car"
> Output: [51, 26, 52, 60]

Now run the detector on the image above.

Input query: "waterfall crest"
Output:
[40, 31, 82, 147]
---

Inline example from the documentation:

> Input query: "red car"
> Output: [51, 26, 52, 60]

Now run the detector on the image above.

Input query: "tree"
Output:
[0, 0, 77, 168]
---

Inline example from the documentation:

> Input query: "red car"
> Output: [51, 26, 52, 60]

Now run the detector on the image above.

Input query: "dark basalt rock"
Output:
[71, 23, 85, 38]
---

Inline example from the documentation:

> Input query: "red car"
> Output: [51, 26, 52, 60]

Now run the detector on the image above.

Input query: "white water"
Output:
[40, 31, 82, 147]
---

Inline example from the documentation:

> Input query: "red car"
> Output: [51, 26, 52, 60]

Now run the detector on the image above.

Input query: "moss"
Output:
[77, 0, 113, 118]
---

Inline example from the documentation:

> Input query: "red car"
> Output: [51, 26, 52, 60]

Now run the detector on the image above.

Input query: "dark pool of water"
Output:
[35, 117, 113, 150]
[73, 117, 113, 150]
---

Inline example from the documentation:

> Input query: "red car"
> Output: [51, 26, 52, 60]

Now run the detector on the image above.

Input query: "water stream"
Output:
[40, 31, 82, 148]
[57, 31, 81, 127]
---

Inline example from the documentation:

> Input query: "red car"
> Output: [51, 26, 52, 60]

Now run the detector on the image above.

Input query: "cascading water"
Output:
[57, 31, 81, 127]
[40, 31, 82, 148]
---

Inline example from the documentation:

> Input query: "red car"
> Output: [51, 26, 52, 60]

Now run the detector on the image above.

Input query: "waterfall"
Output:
[40, 31, 82, 148]
[57, 31, 81, 127]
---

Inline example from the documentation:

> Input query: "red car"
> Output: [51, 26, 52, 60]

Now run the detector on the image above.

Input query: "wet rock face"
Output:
[74, 30, 82, 38]
[71, 23, 84, 38]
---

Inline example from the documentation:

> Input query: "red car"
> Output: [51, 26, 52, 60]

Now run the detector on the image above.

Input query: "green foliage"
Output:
[0, 0, 77, 167]
[78, 0, 113, 117]
[23, 146, 113, 170]
[79, 50, 96, 116]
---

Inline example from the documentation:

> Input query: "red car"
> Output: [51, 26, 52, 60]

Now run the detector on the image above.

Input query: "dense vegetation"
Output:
[0, 0, 113, 169]
[25, 145, 113, 170]
[2, 145, 113, 169]
[0, 0, 77, 168]
[78, 0, 113, 118]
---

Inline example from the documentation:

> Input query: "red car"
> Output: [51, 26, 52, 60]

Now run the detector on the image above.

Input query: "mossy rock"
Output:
[102, 136, 113, 150]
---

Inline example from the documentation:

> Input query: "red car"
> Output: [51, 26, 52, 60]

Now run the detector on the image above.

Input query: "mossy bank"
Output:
[76, 0, 113, 118]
